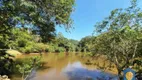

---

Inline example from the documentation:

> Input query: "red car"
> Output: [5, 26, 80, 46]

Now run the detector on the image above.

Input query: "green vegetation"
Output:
[16, 56, 41, 80]
[79, 0, 142, 79]
[0, 0, 75, 42]
[0, 50, 14, 75]
[0, 0, 142, 80]
[0, 0, 76, 79]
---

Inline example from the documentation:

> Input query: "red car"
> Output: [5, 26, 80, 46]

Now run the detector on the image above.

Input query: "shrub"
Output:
[34, 43, 49, 52]
[16, 56, 41, 80]
[18, 42, 34, 53]
[0, 50, 14, 75]
[58, 47, 65, 52]
[18, 42, 49, 53]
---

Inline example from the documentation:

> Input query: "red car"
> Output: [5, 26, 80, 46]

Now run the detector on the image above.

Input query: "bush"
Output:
[18, 42, 34, 53]
[58, 47, 65, 52]
[34, 43, 49, 52]
[48, 46, 54, 53]
[18, 42, 49, 53]
[47, 44, 56, 53]
[18, 39, 27, 47]
[16, 56, 41, 80]
[47, 43, 66, 53]
[0, 50, 14, 75]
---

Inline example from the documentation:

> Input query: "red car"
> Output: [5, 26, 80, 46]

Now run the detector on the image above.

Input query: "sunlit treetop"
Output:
[0, 0, 75, 42]
[94, 0, 142, 34]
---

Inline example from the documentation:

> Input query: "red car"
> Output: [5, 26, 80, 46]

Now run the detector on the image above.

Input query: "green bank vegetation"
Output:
[0, 0, 142, 80]
[0, 0, 76, 79]
[78, 0, 142, 78]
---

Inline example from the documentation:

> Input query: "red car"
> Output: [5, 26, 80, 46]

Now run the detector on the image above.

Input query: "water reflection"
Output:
[32, 61, 118, 80]
[63, 62, 118, 80]
[13, 54, 118, 80]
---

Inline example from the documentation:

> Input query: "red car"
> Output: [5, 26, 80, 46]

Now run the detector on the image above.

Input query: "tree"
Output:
[0, 0, 75, 42]
[0, 0, 75, 77]
[68, 39, 79, 52]
[95, 0, 142, 33]
[93, 27, 142, 77]
[93, 0, 142, 78]
[79, 36, 95, 52]
[55, 32, 79, 52]
[16, 56, 41, 80]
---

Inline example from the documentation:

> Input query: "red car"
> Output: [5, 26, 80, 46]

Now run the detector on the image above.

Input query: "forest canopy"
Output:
[0, 0, 75, 42]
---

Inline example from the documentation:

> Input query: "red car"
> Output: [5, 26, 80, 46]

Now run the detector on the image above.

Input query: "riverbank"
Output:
[0, 75, 10, 80]
[6, 50, 22, 57]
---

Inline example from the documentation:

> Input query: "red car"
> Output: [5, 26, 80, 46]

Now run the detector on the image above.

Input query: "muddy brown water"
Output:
[12, 53, 118, 80]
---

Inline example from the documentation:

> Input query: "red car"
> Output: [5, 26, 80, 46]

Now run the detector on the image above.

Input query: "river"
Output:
[12, 53, 118, 80]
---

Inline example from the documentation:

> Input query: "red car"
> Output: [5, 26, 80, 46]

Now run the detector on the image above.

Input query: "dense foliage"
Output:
[78, 36, 95, 52]
[0, 0, 75, 42]
[69, 0, 142, 79]
[0, 50, 14, 75]
[0, 0, 75, 78]
[0, 0, 142, 79]
[16, 56, 41, 80]
[91, 0, 142, 78]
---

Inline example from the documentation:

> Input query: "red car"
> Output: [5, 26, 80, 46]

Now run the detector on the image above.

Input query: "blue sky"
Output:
[56, 0, 142, 41]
